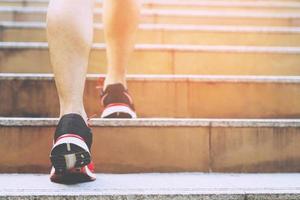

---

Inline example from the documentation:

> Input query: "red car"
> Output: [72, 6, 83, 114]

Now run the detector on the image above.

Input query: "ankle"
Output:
[60, 107, 88, 125]
[104, 75, 127, 90]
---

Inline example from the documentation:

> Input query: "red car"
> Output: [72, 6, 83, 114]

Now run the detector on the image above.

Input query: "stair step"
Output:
[1, 74, 300, 118]
[2, 0, 300, 13]
[0, 118, 299, 173]
[1, 7, 300, 26]
[2, 22, 300, 46]
[1, 42, 300, 75]
[0, 173, 299, 199]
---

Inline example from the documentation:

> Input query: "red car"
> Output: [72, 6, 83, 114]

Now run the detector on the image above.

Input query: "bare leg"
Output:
[47, 0, 94, 123]
[103, 0, 140, 89]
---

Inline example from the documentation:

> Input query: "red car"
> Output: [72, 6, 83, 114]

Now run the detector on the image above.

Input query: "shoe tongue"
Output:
[105, 83, 126, 93]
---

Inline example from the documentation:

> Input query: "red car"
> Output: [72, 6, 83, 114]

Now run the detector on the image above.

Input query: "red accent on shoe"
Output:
[50, 163, 96, 183]
[55, 134, 85, 143]
[105, 103, 132, 109]
[123, 92, 134, 105]
[97, 77, 105, 87]
[87, 161, 95, 172]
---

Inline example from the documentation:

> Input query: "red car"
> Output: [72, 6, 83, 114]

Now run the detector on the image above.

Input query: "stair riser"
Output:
[1, 12, 300, 26]
[1, 78, 300, 118]
[0, 124, 299, 173]
[3, 27, 300, 46]
[1, 47, 300, 75]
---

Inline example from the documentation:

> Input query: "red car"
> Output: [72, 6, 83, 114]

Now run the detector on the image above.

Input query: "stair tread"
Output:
[0, 173, 300, 196]
[1, 118, 300, 127]
[2, 42, 300, 54]
[2, 73, 300, 83]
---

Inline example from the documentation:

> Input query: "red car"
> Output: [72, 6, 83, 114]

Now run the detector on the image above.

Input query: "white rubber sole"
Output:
[51, 136, 90, 153]
[84, 165, 96, 179]
[50, 135, 91, 173]
[101, 105, 137, 118]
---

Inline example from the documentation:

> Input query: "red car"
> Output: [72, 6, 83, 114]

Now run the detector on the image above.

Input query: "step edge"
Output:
[1, 118, 300, 127]
[1, 73, 300, 83]
[1, 173, 300, 196]
[2, 42, 300, 54]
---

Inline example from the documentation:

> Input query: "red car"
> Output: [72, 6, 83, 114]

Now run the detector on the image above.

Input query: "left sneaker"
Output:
[100, 83, 137, 118]
[49, 114, 96, 184]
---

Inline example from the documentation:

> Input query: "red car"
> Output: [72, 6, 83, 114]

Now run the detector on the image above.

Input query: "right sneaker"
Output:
[49, 114, 96, 184]
[100, 83, 137, 118]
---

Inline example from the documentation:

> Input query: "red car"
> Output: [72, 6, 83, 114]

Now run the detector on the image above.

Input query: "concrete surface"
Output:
[0, 173, 300, 199]
[2, 74, 300, 118]
[1, 118, 300, 127]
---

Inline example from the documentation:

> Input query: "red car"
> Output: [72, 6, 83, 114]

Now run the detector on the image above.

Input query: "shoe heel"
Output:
[50, 143, 91, 174]
[74, 151, 91, 168]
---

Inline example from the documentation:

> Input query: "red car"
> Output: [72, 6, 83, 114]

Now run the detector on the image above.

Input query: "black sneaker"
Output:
[100, 83, 137, 118]
[49, 114, 96, 184]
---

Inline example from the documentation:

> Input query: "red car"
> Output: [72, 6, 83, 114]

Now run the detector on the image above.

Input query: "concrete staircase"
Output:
[0, 0, 300, 199]
[1, 173, 300, 199]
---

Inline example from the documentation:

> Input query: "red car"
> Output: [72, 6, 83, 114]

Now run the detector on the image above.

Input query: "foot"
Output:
[100, 83, 137, 118]
[49, 114, 96, 184]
